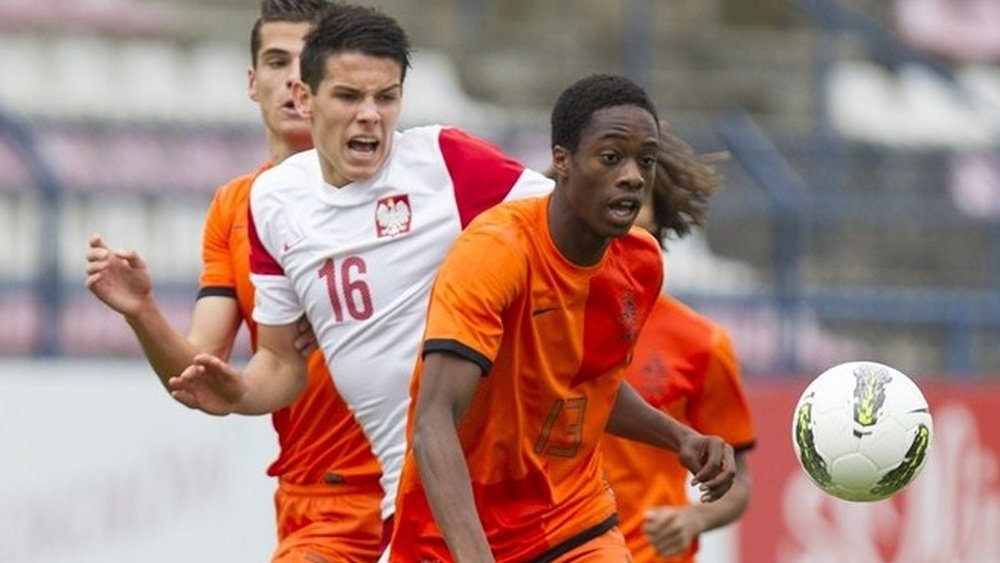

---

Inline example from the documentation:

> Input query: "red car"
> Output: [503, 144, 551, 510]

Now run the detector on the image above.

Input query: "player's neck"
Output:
[546, 195, 609, 267]
[266, 132, 313, 165]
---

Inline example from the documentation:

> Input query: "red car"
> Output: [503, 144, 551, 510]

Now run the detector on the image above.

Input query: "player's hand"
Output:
[643, 506, 703, 557]
[677, 433, 735, 502]
[84, 234, 154, 316]
[293, 316, 318, 357]
[168, 354, 247, 415]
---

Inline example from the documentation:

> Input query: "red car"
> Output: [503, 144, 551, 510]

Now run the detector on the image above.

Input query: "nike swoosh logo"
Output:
[283, 237, 306, 252]
[532, 306, 560, 317]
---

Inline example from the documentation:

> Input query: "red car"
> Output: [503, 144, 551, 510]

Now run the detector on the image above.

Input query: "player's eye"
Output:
[264, 57, 288, 69]
[601, 152, 621, 165]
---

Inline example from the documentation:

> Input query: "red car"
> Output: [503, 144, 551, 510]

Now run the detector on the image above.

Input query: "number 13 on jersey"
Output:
[534, 397, 587, 458]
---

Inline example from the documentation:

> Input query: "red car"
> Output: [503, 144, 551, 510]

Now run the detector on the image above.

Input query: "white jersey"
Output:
[249, 125, 553, 517]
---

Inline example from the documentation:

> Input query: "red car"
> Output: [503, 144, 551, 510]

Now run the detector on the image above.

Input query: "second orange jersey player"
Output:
[200, 163, 383, 560]
[601, 123, 756, 562]
[85, 2, 385, 561]
[602, 296, 755, 562]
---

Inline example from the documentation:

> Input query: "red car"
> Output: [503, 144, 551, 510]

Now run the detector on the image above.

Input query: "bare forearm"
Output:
[125, 298, 203, 390]
[233, 350, 307, 415]
[605, 381, 696, 451]
[413, 414, 494, 561]
[687, 460, 751, 532]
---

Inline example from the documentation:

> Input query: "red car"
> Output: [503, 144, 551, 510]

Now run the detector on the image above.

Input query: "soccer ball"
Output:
[792, 361, 933, 502]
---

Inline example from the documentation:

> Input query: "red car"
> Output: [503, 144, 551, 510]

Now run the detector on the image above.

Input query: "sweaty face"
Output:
[558, 105, 659, 242]
[295, 52, 403, 187]
[249, 21, 313, 153]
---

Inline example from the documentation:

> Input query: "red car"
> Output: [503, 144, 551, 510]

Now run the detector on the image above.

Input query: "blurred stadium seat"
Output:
[828, 60, 1000, 147]
[1, 0, 998, 376]
[0, 0, 166, 36]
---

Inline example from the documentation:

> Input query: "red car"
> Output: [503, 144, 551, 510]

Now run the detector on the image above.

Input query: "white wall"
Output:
[0, 358, 738, 562]
[1, 358, 278, 563]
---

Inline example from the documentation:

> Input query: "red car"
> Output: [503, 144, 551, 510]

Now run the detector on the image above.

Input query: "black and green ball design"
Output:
[792, 361, 933, 502]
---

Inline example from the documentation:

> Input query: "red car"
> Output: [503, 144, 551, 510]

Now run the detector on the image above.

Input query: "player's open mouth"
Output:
[607, 199, 640, 222]
[348, 138, 380, 156]
[279, 101, 301, 118]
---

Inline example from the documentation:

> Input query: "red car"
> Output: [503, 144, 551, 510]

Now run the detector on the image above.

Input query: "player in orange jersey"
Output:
[600, 126, 755, 562]
[85, 2, 386, 561]
[390, 74, 736, 562]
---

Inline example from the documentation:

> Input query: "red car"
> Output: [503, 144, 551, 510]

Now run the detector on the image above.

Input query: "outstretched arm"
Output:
[85, 234, 242, 390]
[644, 453, 751, 557]
[168, 322, 308, 416]
[606, 381, 736, 502]
[411, 352, 495, 562]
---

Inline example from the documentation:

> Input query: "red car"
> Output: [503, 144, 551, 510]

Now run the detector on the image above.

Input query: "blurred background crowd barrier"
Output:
[3, 0, 999, 377]
[3, 1, 1000, 562]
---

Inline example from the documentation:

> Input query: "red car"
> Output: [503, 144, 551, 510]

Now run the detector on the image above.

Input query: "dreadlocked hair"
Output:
[650, 123, 727, 245]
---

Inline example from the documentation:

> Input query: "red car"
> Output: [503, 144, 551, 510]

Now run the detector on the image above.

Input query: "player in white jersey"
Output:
[168, 4, 552, 524]
[248, 126, 551, 518]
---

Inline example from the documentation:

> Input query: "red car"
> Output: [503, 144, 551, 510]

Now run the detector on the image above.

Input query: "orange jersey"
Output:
[198, 162, 380, 485]
[391, 196, 663, 562]
[601, 295, 756, 563]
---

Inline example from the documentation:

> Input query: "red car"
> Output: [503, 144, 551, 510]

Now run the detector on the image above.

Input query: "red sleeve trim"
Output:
[248, 203, 284, 276]
[439, 127, 524, 228]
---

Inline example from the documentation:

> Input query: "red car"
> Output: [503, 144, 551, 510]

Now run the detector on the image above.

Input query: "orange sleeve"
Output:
[422, 224, 527, 373]
[198, 177, 247, 292]
[688, 327, 756, 450]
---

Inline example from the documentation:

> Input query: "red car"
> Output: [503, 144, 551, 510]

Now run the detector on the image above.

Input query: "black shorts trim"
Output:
[197, 286, 237, 300]
[422, 339, 492, 375]
[529, 513, 620, 563]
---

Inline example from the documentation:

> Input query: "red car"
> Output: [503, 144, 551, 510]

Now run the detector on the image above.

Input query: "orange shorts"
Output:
[550, 526, 632, 563]
[272, 478, 384, 563]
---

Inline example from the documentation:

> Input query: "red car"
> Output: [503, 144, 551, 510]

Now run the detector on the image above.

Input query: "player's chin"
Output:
[601, 209, 639, 236]
[277, 118, 311, 138]
[343, 158, 385, 183]
[600, 221, 635, 240]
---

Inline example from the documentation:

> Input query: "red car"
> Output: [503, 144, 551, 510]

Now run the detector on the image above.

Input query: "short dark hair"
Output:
[300, 4, 412, 93]
[550, 73, 659, 154]
[250, 0, 332, 67]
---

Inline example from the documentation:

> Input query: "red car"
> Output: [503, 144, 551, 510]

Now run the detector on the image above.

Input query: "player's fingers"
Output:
[89, 233, 107, 248]
[113, 248, 146, 269]
[195, 354, 233, 383]
[648, 528, 684, 556]
[698, 469, 735, 502]
[170, 363, 204, 387]
[644, 507, 678, 526]
[690, 446, 724, 485]
[85, 245, 109, 263]
[169, 389, 200, 410]
[193, 353, 222, 368]
[293, 333, 317, 356]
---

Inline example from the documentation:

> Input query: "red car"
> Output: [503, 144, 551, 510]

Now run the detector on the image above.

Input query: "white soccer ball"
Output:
[791, 361, 933, 502]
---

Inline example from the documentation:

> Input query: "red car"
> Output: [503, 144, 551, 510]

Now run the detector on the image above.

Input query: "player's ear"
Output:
[551, 145, 570, 180]
[291, 79, 312, 118]
[248, 64, 259, 102]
